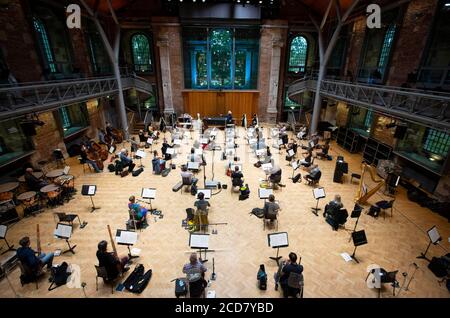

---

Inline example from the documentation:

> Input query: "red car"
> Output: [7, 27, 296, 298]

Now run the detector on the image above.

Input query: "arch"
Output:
[288, 35, 308, 74]
[131, 33, 152, 73]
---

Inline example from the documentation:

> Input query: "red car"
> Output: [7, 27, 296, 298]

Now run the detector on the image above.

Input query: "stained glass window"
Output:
[59, 107, 71, 129]
[364, 110, 374, 131]
[210, 29, 232, 88]
[131, 34, 152, 73]
[378, 24, 396, 73]
[288, 36, 308, 74]
[32, 17, 56, 73]
[423, 129, 450, 156]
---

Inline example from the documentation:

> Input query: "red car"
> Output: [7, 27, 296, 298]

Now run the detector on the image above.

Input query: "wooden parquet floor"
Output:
[0, 126, 449, 298]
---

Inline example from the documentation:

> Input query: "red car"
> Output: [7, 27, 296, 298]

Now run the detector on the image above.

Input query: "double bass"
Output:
[85, 145, 104, 170]
[92, 141, 109, 161]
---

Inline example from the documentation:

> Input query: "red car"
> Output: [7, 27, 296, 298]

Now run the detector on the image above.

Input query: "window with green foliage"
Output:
[288, 36, 308, 74]
[32, 17, 56, 73]
[131, 34, 152, 73]
[423, 129, 450, 156]
[183, 27, 259, 89]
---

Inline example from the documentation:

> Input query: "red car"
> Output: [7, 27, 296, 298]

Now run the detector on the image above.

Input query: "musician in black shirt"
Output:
[96, 240, 129, 280]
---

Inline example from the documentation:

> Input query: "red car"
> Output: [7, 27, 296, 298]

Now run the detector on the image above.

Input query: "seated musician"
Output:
[264, 194, 280, 223]
[231, 166, 244, 188]
[188, 148, 201, 163]
[194, 192, 210, 231]
[147, 125, 159, 140]
[181, 165, 198, 187]
[130, 137, 139, 156]
[24, 168, 48, 191]
[299, 149, 313, 167]
[286, 140, 298, 160]
[105, 122, 113, 138]
[183, 253, 208, 298]
[304, 165, 321, 183]
[226, 111, 233, 125]
[255, 146, 272, 167]
[194, 192, 210, 213]
[17, 236, 54, 273]
[310, 133, 320, 149]
[138, 129, 147, 145]
[297, 126, 308, 140]
[269, 164, 283, 185]
[161, 138, 174, 160]
[96, 240, 129, 280]
[277, 252, 304, 298]
[251, 113, 258, 128]
[128, 195, 148, 224]
[323, 195, 347, 231]
[316, 139, 331, 160]
[98, 128, 107, 145]
[119, 149, 133, 168]
[152, 150, 165, 174]
[279, 125, 288, 148]
[80, 145, 102, 173]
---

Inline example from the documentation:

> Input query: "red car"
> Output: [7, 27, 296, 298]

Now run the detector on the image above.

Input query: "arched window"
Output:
[289, 36, 308, 74]
[32, 17, 56, 73]
[131, 34, 152, 73]
[378, 24, 396, 74]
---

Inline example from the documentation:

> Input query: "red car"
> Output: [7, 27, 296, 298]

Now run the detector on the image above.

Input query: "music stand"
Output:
[417, 226, 441, 262]
[348, 204, 363, 242]
[196, 189, 212, 200]
[268, 232, 288, 265]
[0, 225, 16, 255]
[350, 230, 367, 263]
[135, 149, 146, 168]
[189, 233, 212, 263]
[141, 188, 156, 211]
[290, 160, 300, 179]
[259, 188, 273, 202]
[147, 138, 153, 151]
[311, 187, 325, 216]
[115, 229, 139, 259]
[81, 185, 99, 212]
[54, 222, 76, 254]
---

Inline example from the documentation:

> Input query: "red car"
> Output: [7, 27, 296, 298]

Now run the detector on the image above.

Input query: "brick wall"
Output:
[386, 0, 439, 86]
[0, 0, 42, 82]
[68, 28, 92, 76]
[344, 17, 366, 80]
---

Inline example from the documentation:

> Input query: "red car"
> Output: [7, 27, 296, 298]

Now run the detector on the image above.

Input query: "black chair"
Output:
[305, 170, 321, 186]
[54, 212, 81, 227]
[18, 260, 45, 290]
[375, 200, 395, 219]
[181, 176, 193, 194]
[269, 171, 283, 189]
[127, 209, 144, 231]
[95, 265, 118, 294]
[263, 206, 279, 231]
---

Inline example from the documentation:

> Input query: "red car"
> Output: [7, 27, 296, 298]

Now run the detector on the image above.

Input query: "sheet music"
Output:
[188, 162, 200, 170]
[261, 163, 272, 171]
[63, 166, 70, 175]
[0, 224, 6, 238]
[249, 138, 257, 145]
[54, 223, 72, 239]
[197, 189, 211, 199]
[291, 161, 299, 170]
[166, 148, 175, 155]
[190, 234, 209, 249]
[309, 141, 315, 148]
[147, 138, 153, 145]
[268, 232, 288, 248]
[88, 185, 96, 195]
[116, 230, 138, 245]
[288, 149, 294, 157]
[141, 188, 156, 199]
[313, 187, 326, 199]
[200, 138, 209, 144]
[428, 226, 441, 244]
[341, 253, 353, 262]
[255, 149, 265, 156]
[136, 150, 146, 158]
[259, 188, 273, 199]
[109, 146, 115, 154]
[174, 139, 182, 145]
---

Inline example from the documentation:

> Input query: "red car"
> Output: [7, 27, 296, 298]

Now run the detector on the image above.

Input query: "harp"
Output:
[355, 163, 385, 204]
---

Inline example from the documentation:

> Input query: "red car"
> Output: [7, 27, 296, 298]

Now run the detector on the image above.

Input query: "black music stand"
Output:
[350, 230, 367, 263]
[189, 233, 212, 263]
[135, 149, 146, 168]
[0, 225, 16, 255]
[82, 185, 99, 212]
[211, 258, 217, 280]
[268, 232, 289, 266]
[290, 160, 300, 179]
[116, 229, 139, 259]
[417, 225, 441, 262]
[54, 223, 76, 254]
[311, 187, 326, 216]
[348, 204, 363, 242]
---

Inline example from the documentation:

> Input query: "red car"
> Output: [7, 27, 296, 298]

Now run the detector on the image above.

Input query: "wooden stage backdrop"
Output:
[182, 91, 259, 120]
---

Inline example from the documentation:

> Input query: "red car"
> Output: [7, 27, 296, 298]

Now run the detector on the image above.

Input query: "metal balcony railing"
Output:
[0, 73, 152, 120]
[288, 78, 450, 132]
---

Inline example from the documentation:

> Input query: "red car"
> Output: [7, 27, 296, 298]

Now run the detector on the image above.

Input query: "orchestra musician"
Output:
[17, 236, 54, 272]
[279, 125, 288, 148]
[315, 139, 331, 160]
[251, 113, 258, 128]
[323, 194, 348, 231]
[226, 110, 233, 125]
[128, 196, 148, 224]
[80, 144, 102, 173]
[24, 168, 48, 191]
[98, 128, 107, 145]
[231, 165, 244, 188]
[275, 252, 304, 298]
[96, 240, 130, 280]
[119, 149, 133, 169]
[105, 122, 113, 138]
[161, 138, 174, 160]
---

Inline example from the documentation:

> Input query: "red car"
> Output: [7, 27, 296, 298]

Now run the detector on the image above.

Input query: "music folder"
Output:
[147, 138, 153, 145]
[141, 188, 156, 199]
[313, 187, 326, 200]
[136, 149, 146, 158]
[115, 229, 138, 245]
[189, 233, 209, 249]
[54, 223, 72, 239]
[81, 185, 96, 196]
[268, 232, 289, 248]
[258, 188, 273, 199]
[197, 189, 212, 199]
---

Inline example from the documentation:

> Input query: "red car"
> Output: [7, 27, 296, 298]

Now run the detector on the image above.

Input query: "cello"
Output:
[92, 141, 109, 161]
[85, 145, 104, 170]
[111, 128, 124, 144]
